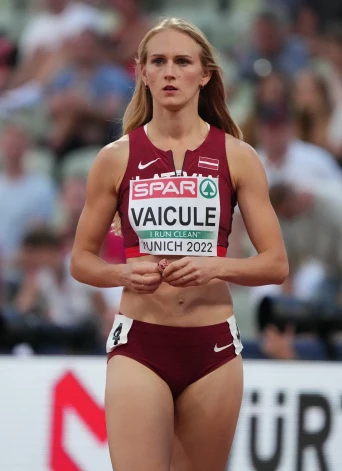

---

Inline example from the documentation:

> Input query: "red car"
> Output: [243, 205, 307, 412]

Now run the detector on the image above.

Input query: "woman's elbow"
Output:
[272, 254, 289, 285]
[70, 251, 82, 281]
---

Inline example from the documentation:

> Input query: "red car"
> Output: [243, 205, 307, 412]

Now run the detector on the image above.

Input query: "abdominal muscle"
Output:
[119, 254, 234, 327]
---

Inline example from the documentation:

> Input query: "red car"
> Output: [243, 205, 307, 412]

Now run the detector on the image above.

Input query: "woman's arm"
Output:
[162, 139, 288, 288]
[70, 138, 162, 293]
[70, 140, 128, 287]
[215, 139, 289, 286]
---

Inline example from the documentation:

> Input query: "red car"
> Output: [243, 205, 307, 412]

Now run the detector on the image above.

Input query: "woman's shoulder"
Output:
[88, 135, 130, 189]
[100, 134, 130, 158]
[225, 133, 264, 161]
[224, 134, 265, 186]
[224, 133, 254, 154]
[95, 135, 129, 170]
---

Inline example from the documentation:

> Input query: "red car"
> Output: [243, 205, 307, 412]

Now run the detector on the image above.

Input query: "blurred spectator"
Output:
[11, 226, 124, 353]
[241, 71, 290, 147]
[100, 285, 123, 343]
[256, 99, 342, 189]
[260, 324, 297, 360]
[108, 0, 151, 77]
[13, 228, 107, 327]
[304, 0, 342, 26]
[54, 174, 126, 262]
[292, 5, 322, 57]
[269, 182, 342, 309]
[0, 32, 17, 93]
[0, 123, 56, 265]
[54, 175, 87, 249]
[46, 28, 133, 160]
[242, 72, 342, 187]
[322, 22, 342, 105]
[238, 7, 310, 82]
[238, 75, 342, 276]
[12, 0, 103, 87]
[292, 69, 342, 163]
[19, 0, 103, 58]
[265, 0, 299, 19]
[231, 71, 342, 262]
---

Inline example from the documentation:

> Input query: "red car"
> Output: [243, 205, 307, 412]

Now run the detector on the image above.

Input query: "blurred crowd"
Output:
[0, 0, 342, 359]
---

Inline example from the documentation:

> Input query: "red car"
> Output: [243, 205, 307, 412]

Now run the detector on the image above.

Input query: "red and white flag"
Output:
[198, 156, 219, 171]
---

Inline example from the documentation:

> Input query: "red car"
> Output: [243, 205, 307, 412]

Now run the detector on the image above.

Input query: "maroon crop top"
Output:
[117, 124, 237, 259]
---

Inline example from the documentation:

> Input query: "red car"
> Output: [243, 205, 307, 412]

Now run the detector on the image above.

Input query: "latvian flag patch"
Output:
[198, 156, 219, 171]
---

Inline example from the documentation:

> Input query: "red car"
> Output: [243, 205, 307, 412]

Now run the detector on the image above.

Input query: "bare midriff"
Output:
[119, 254, 234, 327]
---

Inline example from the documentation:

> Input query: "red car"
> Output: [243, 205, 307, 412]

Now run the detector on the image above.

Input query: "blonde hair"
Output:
[122, 17, 242, 139]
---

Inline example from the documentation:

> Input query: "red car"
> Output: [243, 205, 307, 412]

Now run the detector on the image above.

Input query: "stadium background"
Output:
[0, 0, 342, 470]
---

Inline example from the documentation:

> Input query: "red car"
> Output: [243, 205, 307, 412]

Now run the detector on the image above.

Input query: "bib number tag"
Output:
[106, 315, 133, 353]
[128, 176, 220, 256]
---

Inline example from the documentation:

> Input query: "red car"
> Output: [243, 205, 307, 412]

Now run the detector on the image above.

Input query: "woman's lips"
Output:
[163, 86, 178, 91]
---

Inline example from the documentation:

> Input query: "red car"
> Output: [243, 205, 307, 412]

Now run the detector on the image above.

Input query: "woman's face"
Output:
[142, 29, 210, 112]
[258, 74, 287, 104]
[293, 72, 324, 111]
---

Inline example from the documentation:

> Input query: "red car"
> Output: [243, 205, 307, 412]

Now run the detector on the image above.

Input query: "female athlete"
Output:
[70, 17, 288, 471]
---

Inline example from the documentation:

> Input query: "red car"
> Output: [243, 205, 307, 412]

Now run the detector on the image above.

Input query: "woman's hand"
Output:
[162, 257, 217, 287]
[124, 262, 162, 294]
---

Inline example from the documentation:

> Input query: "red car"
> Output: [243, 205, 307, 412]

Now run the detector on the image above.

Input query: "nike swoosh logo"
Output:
[138, 158, 160, 170]
[214, 342, 234, 353]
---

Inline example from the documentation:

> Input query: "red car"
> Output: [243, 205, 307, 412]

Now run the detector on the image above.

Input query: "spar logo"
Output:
[199, 178, 217, 199]
[131, 177, 198, 200]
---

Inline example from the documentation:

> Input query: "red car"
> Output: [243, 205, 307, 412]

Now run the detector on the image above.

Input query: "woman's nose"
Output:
[164, 60, 176, 78]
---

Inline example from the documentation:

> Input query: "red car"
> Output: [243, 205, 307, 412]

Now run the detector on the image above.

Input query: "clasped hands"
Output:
[127, 257, 216, 294]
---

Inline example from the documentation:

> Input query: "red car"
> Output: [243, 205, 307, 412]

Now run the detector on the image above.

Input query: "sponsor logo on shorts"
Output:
[214, 342, 233, 352]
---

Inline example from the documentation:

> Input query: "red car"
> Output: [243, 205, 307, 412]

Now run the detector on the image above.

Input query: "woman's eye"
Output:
[177, 58, 190, 65]
[153, 58, 164, 65]
[152, 57, 190, 65]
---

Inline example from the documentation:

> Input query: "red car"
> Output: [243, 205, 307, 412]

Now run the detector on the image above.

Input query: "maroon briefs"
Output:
[107, 314, 243, 398]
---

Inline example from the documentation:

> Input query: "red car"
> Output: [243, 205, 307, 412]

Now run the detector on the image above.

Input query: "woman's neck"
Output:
[148, 102, 205, 141]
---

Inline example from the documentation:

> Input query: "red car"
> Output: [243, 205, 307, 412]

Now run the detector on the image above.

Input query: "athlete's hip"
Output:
[106, 312, 243, 358]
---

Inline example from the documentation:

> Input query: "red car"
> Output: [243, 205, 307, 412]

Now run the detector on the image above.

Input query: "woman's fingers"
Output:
[132, 262, 160, 275]
[166, 272, 198, 286]
[132, 273, 161, 285]
[130, 271, 162, 293]
[162, 257, 189, 277]
[133, 280, 161, 294]
[163, 266, 195, 283]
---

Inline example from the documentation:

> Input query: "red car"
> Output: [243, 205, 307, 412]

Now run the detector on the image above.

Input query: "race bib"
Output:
[128, 176, 220, 256]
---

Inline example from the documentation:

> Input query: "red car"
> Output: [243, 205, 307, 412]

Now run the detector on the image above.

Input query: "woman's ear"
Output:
[201, 69, 212, 88]
[141, 65, 147, 85]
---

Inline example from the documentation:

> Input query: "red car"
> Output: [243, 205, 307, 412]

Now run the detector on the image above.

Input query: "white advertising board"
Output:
[0, 358, 341, 471]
